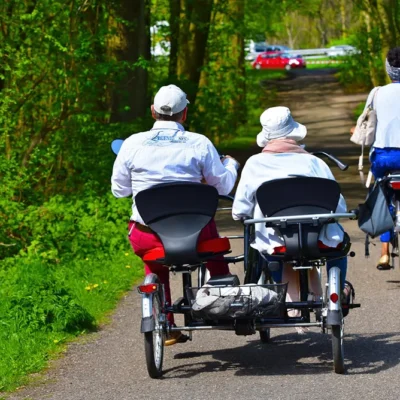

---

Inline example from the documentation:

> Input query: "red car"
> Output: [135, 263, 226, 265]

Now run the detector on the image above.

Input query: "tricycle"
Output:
[133, 177, 360, 377]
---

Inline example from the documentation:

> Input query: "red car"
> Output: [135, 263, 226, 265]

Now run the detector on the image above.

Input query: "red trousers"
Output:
[128, 219, 229, 324]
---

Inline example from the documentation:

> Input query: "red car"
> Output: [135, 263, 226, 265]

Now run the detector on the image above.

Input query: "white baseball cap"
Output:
[256, 106, 307, 147]
[153, 84, 190, 116]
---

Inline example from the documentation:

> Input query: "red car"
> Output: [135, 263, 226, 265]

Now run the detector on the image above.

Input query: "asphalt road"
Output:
[8, 70, 400, 400]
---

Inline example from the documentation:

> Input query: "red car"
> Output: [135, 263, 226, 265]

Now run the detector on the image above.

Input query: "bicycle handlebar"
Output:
[311, 151, 349, 171]
[243, 212, 357, 225]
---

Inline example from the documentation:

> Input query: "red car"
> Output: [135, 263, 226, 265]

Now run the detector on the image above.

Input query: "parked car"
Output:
[252, 52, 306, 70]
[245, 42, 291, 61]
[327, 45, 359, 57]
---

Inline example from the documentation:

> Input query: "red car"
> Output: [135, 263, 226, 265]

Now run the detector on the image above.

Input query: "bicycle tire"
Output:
[144, 293, 165, 378]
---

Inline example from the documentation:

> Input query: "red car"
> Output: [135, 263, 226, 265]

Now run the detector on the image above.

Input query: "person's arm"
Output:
[350, 88, 376, 135]
[111, 144, 132, 198]
[363, 89, 376, 112]
[232, 161, 256, 220]
[201, 139, 238, 195]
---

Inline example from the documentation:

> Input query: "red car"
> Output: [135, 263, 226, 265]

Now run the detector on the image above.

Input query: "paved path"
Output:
[8, 70, 400, 400]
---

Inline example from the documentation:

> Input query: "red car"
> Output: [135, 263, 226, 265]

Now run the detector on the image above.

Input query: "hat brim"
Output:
[257, 121, 307, 147]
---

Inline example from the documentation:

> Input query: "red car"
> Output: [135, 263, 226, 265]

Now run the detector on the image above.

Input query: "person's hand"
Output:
[221, 155, 240, 169]
[221, 155, 236, 162]
[350, 126, 356, 135]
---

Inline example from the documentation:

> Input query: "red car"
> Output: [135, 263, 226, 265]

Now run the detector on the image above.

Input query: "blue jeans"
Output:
[370, 147, 400, 242]
[269, 257, 347, 289]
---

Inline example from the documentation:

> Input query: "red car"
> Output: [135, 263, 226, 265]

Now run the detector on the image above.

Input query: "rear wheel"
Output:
[331, 323, 345, 374]
[258, 262, 273, 343]
[255, 63, 261, 70]
[144, 293, 165, 378]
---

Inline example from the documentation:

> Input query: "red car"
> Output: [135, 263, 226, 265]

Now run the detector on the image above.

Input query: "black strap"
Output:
[365, 233, 370, 258]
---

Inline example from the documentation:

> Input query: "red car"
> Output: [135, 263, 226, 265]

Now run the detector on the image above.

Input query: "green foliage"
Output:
[336, 28, 386, 91]
[218, 69, 285, 151]
[0, 0, 151, 193]
[0, 192, 142, 391]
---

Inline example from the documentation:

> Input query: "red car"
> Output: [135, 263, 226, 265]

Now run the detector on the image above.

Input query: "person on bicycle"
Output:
[111, 84, 239, 345]
[352, 47, 400, 270]
[232, 106, 350, 317]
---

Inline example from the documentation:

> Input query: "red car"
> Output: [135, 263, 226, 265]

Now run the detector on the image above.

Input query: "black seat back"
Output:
[256, 177, 345, 260]
[135, 182, 218, 265]
[257, 177, 340, 217]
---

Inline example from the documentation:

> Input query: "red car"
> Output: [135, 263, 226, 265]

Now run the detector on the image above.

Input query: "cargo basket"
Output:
[187, 283, 287, 320]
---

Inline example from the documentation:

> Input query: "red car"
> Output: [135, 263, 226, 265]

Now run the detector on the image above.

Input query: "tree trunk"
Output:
[177, 0, 213, 103]
[168, 0, 180, 78]
[392, 0, 400, 40]
[285, 16, 295, 49]
[340, 0, 347, 38]
[109, 0, 151, 122]
[229, 0, 245, 123]
[363, 10, 380, 86]
[316, 8, 328, 47]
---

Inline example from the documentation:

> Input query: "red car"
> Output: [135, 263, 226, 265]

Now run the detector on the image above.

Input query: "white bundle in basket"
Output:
[191, 285, 239, 316]
[191, 284, 277, 317]
[241, 284, 278, 308]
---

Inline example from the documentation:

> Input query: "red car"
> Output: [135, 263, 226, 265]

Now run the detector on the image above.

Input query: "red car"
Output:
[252, 52, 306, 70]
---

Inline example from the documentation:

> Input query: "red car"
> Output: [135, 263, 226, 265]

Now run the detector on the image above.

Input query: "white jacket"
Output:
[365, 83, 400, 149]
[111, 121, 238, 224]
[232, 153, 346, 254]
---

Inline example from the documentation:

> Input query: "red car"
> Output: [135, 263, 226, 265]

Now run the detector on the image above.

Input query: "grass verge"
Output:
[0, 194, 143, 393]
[305, 57, 343, 69]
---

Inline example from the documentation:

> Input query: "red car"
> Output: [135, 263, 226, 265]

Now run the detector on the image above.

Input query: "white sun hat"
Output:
[153, 84, 190, 116]
[256, 106, 307, 147]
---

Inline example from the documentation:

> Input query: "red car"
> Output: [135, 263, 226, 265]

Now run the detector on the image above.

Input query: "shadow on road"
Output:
[162, 331, 400, 378]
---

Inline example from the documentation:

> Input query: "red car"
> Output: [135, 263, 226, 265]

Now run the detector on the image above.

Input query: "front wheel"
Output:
[331, 323, 345, 374]
[144, 293, 165, 378]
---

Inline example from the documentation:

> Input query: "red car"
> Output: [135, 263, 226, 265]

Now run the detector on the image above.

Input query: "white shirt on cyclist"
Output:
[232, 153, 347, 255]
[111, 121, 238, 224]
[366, 83, 400, 149]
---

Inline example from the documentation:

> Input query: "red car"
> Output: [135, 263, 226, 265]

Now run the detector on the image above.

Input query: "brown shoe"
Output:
[164, 329, 189, 346]
[165, 331, 183, 346]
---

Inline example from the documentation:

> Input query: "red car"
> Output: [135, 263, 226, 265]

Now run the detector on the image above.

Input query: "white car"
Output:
[245, 42, 291, 61]
[327, 45, 359, 57]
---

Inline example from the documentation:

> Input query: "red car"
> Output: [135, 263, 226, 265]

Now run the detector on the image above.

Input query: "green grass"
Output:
[0, 253, 143, 392]
[0, 194, 144, 393]
[305, 57, 343, 69]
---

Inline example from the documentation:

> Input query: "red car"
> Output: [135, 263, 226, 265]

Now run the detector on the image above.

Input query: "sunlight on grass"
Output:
[305, 57, 345, 70]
